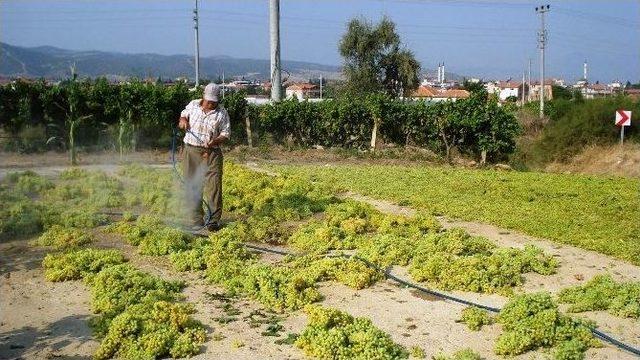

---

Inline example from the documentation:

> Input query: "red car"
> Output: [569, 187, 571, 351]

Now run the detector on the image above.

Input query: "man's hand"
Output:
[178, 117, 189, 130]
[206, 135, 227, 148]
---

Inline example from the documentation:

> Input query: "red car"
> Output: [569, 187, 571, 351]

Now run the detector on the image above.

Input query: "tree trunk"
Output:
[439, 129, 451, 164]
[370, 118, 379, 151]
[118, 119, 125, 160]
[480, 150, 487, 165]
[131, 123, 137, 152]
[245, 109, 253, 148]
[69, 120, 77, 165]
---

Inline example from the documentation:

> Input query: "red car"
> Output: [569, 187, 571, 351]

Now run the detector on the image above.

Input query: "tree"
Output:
[339, 16, 420, 97]
[552, 85, 572, 100]
[462, 79, 485, 93]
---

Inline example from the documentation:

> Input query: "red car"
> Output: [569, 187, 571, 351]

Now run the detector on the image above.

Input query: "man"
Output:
[178, 83, 230, 231]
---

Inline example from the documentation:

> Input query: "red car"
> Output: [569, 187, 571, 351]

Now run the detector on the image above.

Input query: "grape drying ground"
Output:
[0, 162, 639, 360]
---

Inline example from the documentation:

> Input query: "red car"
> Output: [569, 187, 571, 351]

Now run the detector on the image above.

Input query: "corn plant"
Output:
[41, 66, 92, 165]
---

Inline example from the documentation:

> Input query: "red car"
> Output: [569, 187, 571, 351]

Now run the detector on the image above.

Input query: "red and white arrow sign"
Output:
[615, 110, 631, 127]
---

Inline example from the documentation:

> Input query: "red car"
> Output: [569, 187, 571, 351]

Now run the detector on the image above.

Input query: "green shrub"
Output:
[0, 197, 44, 238]
[516, 96, 640, 166]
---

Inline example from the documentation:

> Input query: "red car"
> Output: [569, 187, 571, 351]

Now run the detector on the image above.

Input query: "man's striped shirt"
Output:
[180, 99, 231, 147]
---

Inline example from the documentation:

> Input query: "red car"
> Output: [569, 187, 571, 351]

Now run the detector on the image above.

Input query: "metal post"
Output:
[620, 126, 625, 146]
[269, 0, 282, 102]
[193, 0, 200, 87]
[536, 5, 550, 119]
[528, 58, 532, 102]
[522, 71, 526, 106]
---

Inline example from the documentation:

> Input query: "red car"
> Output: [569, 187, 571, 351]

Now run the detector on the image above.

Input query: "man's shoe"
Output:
[207, 222, 222, 232]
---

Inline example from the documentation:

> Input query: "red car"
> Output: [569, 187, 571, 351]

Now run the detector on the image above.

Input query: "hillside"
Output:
[0, 42, 342, 81]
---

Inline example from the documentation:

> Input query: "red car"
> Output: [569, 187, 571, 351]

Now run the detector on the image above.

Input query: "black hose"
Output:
[592, 329, 640, 357]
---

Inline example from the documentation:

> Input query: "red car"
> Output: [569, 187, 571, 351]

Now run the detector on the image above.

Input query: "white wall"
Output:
[499, 87, 519, 101]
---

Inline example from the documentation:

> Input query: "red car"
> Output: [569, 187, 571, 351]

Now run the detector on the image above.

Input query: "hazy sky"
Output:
[2, 0, 639, 82]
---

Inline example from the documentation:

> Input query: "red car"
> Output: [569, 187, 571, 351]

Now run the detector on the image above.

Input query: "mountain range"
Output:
[1, 42, 465, 83]
[0, 42, 342, 81]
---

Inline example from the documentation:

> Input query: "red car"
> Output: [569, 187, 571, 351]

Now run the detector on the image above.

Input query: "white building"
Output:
[285, 83, 320, 100]
[485, 81, 525, 101]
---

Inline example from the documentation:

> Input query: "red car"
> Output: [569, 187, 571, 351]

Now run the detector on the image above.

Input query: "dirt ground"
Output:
[1, 159, 639, 360]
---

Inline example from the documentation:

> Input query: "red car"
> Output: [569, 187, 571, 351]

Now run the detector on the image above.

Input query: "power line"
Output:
[553, 6, 640, 29]
[380, 0, 530, 8]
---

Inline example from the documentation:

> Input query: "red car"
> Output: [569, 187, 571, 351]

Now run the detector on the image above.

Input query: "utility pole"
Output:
[193, 0, 200, 87]
[320, 75, 323, 99]
[269, 0, 282, 102]
[222, 69, 225, 99]
[535, 4, 550, 119]
[527, 58, 532, 102]
[521, 71, 526, 106]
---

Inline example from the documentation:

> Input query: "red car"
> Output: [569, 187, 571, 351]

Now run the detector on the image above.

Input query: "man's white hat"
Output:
[204, 83, 220, 102]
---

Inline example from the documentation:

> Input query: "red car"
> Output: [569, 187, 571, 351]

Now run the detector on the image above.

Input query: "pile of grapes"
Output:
[41, 247, 206, 359]
[559, 274, 640, 319]
[295, 305, 409, 359]
[495, 292, 599, 358]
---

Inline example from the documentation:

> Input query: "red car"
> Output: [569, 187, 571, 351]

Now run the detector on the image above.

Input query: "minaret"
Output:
[441, 62, 445, 83]
[583, 60, 588, 82]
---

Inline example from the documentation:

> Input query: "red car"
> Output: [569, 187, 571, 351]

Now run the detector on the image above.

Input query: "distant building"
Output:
[573, 81, 621, 99]
[261, 82, 272, 93]
[484, 80, 528, 102]
[530, 80, 553, 101]
[625, 88, 640, 100]
[496, 81, 522, 101]
[408, 85, 470, 102]
[285, 83, 320, 100]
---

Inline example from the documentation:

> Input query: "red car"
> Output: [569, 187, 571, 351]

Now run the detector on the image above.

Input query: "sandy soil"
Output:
[1, 162, 639, 360]
[0, 150, 169, 170]
[0, 238, 97, 360]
